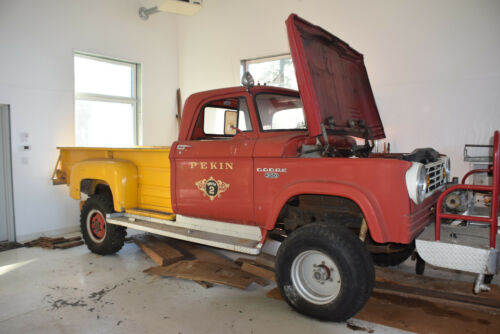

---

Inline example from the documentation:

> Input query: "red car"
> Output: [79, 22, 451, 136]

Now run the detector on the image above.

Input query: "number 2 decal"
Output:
[195, 177, 230, 200]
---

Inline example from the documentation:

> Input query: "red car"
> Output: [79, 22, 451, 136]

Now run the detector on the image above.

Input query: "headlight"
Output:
[405, 162, 427, 204]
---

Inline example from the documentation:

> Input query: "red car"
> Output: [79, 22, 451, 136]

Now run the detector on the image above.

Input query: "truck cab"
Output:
[171, 84, 448, 247]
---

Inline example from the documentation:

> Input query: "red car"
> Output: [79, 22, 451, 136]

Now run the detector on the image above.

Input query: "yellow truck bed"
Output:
[52, 146, 173, 216]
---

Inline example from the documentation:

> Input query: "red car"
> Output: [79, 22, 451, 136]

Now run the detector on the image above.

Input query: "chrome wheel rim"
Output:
[291, 250, 341, 305]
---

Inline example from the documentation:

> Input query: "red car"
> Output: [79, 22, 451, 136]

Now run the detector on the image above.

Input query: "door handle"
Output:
[177, 144, 192, 150]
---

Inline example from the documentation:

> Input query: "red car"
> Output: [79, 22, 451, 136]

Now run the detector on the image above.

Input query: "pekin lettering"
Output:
[189, 161, 234, 170]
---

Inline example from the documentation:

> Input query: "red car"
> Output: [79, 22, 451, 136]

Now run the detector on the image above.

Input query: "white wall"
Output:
[0, 0, 178, 240]
[2, 0, 499, 239]
[178, 0, 500, 178]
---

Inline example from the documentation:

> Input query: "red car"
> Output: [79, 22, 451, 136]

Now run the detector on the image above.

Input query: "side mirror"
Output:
[224, 110, 238, 135]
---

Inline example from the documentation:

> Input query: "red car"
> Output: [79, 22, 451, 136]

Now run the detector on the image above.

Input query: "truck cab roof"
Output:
[179, 85, 300, 141]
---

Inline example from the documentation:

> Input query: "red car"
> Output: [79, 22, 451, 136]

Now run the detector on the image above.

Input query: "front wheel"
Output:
[276, 223, 374, 322]
[80, 193, 126, 255]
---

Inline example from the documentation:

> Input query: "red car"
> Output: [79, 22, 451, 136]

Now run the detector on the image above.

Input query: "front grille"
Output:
[425, 160, 447, 194]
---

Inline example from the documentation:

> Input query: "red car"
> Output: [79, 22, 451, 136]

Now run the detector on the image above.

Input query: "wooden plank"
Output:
[32, 241, 56, 249]
[240, 261, 276, 282]
[23, 236, 81, 248]
[357, 291, 500, 334]
[53, 240, 84, 249]
[374, 281, 500, 311]
[145, 260, 257, 290]
[132, 235, 184, 266]
[39, 237, 66, 243]
[249, 274, 270, 287]
[255, 252, 275, 268]
[266, 287, 284, 301]
[376, 267, 500, 300]
[170, 239, 239, 268]
[24, 237, 58, 247]
[195, 281, 214, 289]
[52, 236, 81, 244]
[234, 257, 255, 266]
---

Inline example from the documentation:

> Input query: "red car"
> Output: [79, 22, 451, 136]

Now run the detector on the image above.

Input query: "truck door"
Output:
[173, 96, 257, 225]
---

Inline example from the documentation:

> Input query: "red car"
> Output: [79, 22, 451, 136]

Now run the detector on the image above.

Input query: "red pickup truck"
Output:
[54, 14, 500, 321]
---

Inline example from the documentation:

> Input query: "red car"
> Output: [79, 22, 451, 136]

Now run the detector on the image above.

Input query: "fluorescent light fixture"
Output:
[139, 0, 202, 20]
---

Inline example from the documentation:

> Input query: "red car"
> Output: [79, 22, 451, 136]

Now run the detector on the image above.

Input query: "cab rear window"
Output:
[255, 94, 306, 131]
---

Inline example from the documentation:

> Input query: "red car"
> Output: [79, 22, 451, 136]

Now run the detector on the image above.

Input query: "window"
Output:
[192, 97, 252, 139]
[255, 93, 306, 131]
[74, 53, 140, 147]
[241, 54, 298, 90]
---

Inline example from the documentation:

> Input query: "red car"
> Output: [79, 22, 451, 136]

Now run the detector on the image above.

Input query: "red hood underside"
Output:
[286, 14, 385, 139]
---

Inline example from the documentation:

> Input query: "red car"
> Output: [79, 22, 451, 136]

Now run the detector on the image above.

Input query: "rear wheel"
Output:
[80, 193, 126, 255]
[276, 223, 374, 322]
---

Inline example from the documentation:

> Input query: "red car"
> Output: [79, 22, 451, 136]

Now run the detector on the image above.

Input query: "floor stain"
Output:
[51, 299, 87, 310]
[44, 278, 134, 313]
[88, 285, 117, 302]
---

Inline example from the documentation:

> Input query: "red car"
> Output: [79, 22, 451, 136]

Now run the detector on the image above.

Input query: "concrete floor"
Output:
[0, 233, 416, 334]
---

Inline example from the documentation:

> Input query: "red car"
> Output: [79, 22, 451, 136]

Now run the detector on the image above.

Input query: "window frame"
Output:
[73, 51, 142, 146]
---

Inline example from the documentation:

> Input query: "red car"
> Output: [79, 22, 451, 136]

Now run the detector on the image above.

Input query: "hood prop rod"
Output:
[320, 123, 330, 157]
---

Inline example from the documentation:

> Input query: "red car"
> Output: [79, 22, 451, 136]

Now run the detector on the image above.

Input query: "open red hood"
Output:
[286, 14, 385, 139]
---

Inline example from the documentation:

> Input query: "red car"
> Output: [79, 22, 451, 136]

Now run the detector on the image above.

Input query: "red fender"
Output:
[264, 180, 389, 243]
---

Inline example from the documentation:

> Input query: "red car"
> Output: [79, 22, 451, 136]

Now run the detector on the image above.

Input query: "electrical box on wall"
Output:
[158, 0, 202, 16]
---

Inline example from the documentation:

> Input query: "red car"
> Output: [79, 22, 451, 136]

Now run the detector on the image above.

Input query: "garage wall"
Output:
[178, 0, 500, 178]
[0, 0, 178, 240]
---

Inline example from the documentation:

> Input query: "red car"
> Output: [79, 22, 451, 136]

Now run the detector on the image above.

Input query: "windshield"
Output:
[255, 93, 306, 131]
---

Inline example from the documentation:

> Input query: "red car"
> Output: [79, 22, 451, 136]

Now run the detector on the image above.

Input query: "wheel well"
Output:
[276, 194, 364, 234]
[80, 179, 112, 197]
[272, 194, 415, 262]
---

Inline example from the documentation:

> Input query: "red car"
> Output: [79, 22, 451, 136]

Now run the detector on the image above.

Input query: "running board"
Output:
[106, 213, 263, 255]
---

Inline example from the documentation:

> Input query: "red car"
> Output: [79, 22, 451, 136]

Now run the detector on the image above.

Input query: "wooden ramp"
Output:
[132, 234, 269, 289]
[131, 234, 500, 333]
[357, 268, 500, 334]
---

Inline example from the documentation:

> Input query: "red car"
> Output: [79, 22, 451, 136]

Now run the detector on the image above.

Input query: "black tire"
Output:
[372, 247, 414, 267]
[80, 193, 126, 255]
[276, 223, 374, 322]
